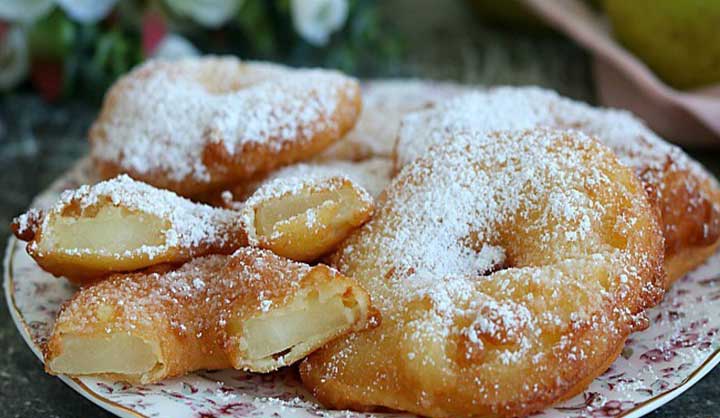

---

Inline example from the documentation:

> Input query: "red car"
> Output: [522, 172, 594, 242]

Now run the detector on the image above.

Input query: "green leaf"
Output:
[28, 10, 76, 60]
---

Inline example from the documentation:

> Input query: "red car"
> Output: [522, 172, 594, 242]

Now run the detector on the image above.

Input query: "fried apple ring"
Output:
[395, 87, 720, 283]
[301, 129, 665, 417]
[12, 175, 247, 285]
[45, 248, 377, 383]
[90, 56, 361, 197]
[320, 80, 467, 161]
[238, 175, 374, 262]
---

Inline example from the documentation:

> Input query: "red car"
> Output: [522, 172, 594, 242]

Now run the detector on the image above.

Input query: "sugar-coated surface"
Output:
[47, 246, 373, 383]
[13, 208, 41, 237]
[56, 254, 232, 336]
[49, 248, 338, 382]
[54, 249, 314, 339]
[342, 129, 658, 317]
[239, 174, 374, 246]
[395, 86, 720, 263]
[91, 57, 356, 184]
[38, 175, 242, 258]
[304, 128, 665, 416]
[243, 175, 369, 211]
[8, 154, 719, 418]
[253, 158, 393, 199]
[396, 86, 713, 204]
[321, 79, 470, 160]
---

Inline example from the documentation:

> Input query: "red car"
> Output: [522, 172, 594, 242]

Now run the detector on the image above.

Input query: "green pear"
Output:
[604, 0, 720, 89]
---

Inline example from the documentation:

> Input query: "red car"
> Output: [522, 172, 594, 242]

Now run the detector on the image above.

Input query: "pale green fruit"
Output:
[604, 0, 720, 89]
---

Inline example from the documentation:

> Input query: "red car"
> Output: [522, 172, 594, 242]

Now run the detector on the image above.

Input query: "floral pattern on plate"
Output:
[4, 159, 720, 418]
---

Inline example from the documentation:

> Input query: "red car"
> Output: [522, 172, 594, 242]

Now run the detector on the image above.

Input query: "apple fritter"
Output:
[90, 57, 362, 197]
[45, 248, 377, 383]
[237, 176, 374, 262]
[302, 129, 665, 417]
[12, 175, 247, 285]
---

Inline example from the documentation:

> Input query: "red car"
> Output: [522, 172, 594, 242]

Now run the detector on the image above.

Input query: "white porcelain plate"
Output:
[5, 160, 720, 418]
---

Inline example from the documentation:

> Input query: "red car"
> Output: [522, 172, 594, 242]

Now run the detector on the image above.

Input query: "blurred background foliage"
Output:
[2, 0, 718, 103]
[0, 0, 402, 102]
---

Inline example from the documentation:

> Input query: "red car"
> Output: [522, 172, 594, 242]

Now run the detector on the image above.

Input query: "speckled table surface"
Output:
[0, 1, 718, 417]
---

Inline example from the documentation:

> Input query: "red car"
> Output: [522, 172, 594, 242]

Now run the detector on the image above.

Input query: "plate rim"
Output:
[4, 236, 146, 418]
[5, 233, 720, 418]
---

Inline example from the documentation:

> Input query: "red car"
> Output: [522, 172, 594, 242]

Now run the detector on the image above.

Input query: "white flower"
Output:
[164, 0, 243, 28]
[0, 26, 29, 90]
[290, 0, 348, 46]
[152, 33, 199, 60]
[55, 0, 117, 23]
[0, 0, 54, 23]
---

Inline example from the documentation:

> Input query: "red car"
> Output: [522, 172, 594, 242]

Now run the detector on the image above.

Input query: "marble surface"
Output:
[0, 1, 718, 416]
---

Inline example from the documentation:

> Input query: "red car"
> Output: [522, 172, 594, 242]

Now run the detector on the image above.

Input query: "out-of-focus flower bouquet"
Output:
[0, 0, 400, 101]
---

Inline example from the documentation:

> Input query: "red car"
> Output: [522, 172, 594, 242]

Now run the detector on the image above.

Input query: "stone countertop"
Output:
[0, 1, 718, 416]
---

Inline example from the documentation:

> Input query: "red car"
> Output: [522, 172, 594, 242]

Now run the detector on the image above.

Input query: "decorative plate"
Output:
[5, 160, 720, 418]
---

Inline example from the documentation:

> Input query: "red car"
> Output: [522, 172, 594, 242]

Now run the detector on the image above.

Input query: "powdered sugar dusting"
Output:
[355, 129, 646, 311]
[315, 128, 664, 411]
[239, 175, 373, 246]
[252, 158, 393, 199]
[395, 86, 720, 263]
[91, 57, 356, 184]
[41, 174, 242, 258]
[396, 86, 714, 208]
[244, 175, 370, 210]
[321, 79, 470, 160]
[56, 254, 231, 338]
[54, 248, 316, 349]
[207, 72, 344, 152]
[13, 208, 41, 237]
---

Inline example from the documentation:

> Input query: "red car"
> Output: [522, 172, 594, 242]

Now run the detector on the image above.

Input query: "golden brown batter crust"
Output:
[302, 129, 665, 417]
